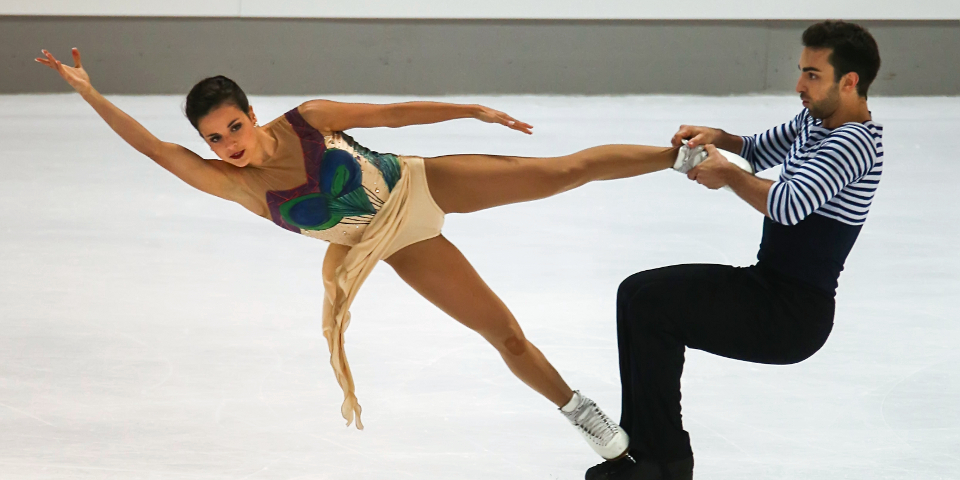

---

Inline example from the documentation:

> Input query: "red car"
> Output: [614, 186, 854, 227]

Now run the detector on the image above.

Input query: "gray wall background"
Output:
[3, 16, 958, 96]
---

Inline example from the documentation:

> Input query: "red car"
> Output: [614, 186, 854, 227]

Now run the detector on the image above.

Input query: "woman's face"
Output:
[197, 103, 260, 167]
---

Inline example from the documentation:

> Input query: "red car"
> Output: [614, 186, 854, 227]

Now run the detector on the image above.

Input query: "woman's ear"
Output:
[248, 105, 258, 126]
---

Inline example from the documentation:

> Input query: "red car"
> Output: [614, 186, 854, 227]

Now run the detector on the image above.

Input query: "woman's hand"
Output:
[473, 105, 533, 135]
[36, 48, 92, 95]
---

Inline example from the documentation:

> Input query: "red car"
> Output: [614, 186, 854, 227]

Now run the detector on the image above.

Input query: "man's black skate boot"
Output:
[585, 455, 645, 480]
[585, 453, 693, 480]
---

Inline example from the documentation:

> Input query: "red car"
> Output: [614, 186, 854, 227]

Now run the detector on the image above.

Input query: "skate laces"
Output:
[563, 394, 619, 446]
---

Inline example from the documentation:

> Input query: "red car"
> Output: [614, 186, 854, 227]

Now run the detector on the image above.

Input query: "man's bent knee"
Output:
[618, 282, 674, 333]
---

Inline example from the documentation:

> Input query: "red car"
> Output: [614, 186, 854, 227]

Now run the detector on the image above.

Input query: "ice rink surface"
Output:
[0, 94, 957, 479]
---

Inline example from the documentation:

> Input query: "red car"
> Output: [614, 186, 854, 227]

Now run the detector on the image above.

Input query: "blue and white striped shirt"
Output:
[740, 109, 884, 226]
[740, 109, 884, 295]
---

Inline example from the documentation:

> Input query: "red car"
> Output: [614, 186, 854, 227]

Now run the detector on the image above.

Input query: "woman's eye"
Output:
[232, 124, 242, 132]
[210, 137, 220, 143]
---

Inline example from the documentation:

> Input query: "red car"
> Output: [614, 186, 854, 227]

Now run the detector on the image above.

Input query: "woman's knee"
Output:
[528, 155, 589, 194]
[554, 155, 591, 190]
[477, 322, 528, 356]
[501, 332, 529, 356]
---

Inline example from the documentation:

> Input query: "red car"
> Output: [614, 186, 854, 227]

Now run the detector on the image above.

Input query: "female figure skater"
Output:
[37, 48, 678, 460]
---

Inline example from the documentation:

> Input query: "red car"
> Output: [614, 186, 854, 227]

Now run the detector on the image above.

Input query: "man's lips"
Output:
[230, 150, 245, 160]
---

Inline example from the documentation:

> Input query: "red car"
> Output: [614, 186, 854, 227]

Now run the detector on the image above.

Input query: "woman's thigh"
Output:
[423, 154, 574, 214]
[383, 234, 523, 346]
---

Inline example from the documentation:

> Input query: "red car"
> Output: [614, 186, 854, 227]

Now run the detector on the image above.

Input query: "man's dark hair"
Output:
[184, 75, 250, 130]
[802, 21, 881, 98]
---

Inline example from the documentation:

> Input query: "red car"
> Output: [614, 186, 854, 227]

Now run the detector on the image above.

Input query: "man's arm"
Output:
[671, 125, 743, 153]
[691, 127, 878, 224]
[725, 167, 773, 217]
[674, 112, 804, 174]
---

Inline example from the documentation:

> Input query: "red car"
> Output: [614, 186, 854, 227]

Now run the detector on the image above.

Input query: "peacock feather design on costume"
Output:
[279, 148, 378, 231]
[266, 107, 400, 236]
[342, 133, 401, 192]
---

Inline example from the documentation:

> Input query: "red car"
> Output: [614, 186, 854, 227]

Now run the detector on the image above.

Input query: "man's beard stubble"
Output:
[805, 84, 841, 120]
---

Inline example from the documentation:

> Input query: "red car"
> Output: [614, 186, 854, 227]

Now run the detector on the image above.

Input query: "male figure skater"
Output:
[588, 20, 883, 479]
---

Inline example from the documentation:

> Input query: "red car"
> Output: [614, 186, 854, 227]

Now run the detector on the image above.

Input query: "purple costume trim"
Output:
[266, 108, 327, 233]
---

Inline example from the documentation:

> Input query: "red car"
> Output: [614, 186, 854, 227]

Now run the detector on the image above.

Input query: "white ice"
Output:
[0, 94, 957, 479]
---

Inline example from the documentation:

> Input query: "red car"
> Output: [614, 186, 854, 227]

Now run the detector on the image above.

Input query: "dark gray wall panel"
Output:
[3, 17, 958, 96]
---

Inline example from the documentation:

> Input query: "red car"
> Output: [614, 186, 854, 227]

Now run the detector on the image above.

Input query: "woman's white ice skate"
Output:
[560, 391, 630, 460]
[673, 141, 755, 192]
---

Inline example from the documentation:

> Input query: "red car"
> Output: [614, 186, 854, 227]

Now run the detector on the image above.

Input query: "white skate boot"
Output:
[673, 141, 754, 175]
[673, 142, 708, 174]
[560, 391, 630, 460]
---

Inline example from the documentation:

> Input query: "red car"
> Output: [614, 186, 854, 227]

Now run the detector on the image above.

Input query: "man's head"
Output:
[796, 21, 881, 120]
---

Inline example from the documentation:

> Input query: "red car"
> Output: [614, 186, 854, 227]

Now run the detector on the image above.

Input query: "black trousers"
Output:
[617, 263, 835, 462]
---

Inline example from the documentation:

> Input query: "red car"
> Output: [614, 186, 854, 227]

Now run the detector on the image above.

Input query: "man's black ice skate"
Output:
[585, 454, 694, 480]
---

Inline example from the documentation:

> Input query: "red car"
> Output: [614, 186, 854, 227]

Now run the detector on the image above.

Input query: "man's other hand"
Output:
[688, 145, 738, 189]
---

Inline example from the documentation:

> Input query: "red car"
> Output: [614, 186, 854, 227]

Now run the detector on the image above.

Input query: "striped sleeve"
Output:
[740, 112, 803, 172]
[766, 125, 878, 226]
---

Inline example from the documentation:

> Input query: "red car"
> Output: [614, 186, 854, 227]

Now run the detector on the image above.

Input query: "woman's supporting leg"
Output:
[425, 144, 677, 214]
[384, 234, 574, 407]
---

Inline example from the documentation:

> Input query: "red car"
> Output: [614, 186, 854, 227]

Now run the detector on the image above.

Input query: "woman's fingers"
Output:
[478, 106, 534, 134]
[497, 113, 533, 134]
[42, 50, 62, 72]
[71, 48, 82, 68]
[36, 48, 91, 92]
[37, 49, 75, 84]
[503, 117, 533, 134]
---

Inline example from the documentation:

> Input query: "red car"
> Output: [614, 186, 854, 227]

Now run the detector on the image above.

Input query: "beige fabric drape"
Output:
[320, 161, 412, 430]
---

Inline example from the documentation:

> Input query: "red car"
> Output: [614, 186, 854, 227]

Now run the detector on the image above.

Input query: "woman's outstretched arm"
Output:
[36, 48, 246, 204]
[299, 100, 534, 135]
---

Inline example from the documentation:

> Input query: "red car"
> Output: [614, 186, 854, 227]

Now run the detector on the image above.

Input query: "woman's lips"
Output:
[230, 150, 245, 160]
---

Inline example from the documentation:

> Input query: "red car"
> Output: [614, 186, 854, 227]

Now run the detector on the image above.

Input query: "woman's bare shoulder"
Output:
[206, 160, 270, 217]
[297, 100, 338, 135]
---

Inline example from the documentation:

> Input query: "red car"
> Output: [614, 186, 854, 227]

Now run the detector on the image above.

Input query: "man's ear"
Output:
[841, 72, 861, 94]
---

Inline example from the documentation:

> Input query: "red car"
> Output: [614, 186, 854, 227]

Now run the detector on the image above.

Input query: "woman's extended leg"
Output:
[425, 144, 678, 213]
[383, 234, 573, 406]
